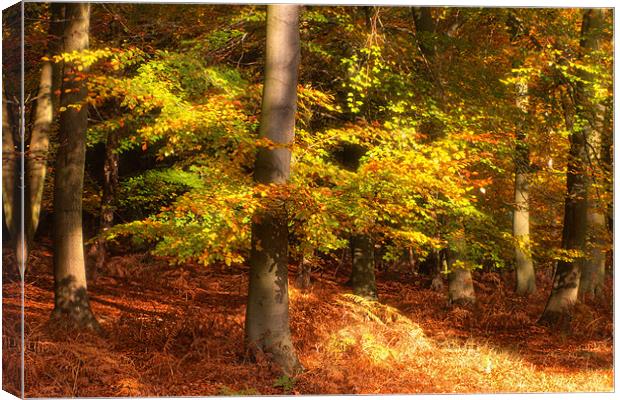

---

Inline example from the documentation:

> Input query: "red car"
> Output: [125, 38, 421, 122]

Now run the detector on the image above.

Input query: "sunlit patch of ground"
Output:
[2, 243, 613, 396]
[290, 278, 612, 394]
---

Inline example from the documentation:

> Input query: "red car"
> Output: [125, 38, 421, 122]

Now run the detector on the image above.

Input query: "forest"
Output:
[1, 2, 614, 396]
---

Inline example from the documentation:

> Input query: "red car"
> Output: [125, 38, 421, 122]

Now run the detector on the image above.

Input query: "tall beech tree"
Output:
[512, 79, 536, 295]
[88, 127, 120, 281]
[25, 3, 64, 263]
[2, 87, 17, 248]
[505, 13, 539, 296]
[3, 3, 64, 270]
[244, 4, 302, 375]
[2, 4, 22, 272]
[337, 142, 378, 300]
[539, 9, 606, 328]
[412, 7, 477, 303]
[51, 3, 99, 330]
[578, 9, 609, 301]
[411, 7, 444, 292]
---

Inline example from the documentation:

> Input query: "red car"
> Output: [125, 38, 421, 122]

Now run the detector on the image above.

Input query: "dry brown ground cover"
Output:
[2, 240, 613, 396]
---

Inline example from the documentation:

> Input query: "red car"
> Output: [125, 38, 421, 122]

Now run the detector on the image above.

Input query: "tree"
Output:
[2, 4, 22, 274]
[411, 7, 444, 292]
[244, 4, 302, 375]
[512, 78, 536, 295]
[2, 86, 17, 252]
[578, 9, 610, 302]
[88, 127, 120, 282]
[25, 3, 64, 265]
[412, 7, 479, 302]
[338, 142, 378, 301]
[539, 9, 606, 328]
[51, 3, 99, 331]
[446, 228, 476, 305]
[350, 234, 378, 300]
[504, 10, 542, 296]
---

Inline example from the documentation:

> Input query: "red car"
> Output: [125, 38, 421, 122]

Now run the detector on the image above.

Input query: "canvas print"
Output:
[1, 2, 614, 397]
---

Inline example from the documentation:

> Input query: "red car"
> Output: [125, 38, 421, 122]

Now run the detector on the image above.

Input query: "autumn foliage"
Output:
[1, 3, 613, 396]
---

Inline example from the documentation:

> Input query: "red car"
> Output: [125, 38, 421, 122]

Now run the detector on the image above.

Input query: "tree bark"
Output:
[447, 248, 476, 306]
[578, 10, 609, 302]
[580, 207, 606, 300]
[2, 5, 22, 272]
[513, 80, 536, 295]
[295, 253, 311, 291]
[245, 4, 302, 375]
[412, 7, 436, 59]
[429, 250, 445, 291]
[24, 3, 65, 259]
[88, 129, 120, 282]
[350, 234, 378, 300]
[2, 87, 18, 243]
[52, 3, 99, 331]
[539, 9, 606, 329]
[412, 7, 448, 294]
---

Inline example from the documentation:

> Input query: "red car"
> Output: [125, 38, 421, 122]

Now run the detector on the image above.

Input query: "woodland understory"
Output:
[2, 241, 613, 396]
[1, 4, 614, 396]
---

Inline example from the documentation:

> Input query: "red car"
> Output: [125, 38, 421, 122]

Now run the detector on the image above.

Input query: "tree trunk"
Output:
[88, 129, 120, 282]
[295, 254, 311, 291]
[447, 248, 476, 306]
[350, 234, 378, 300]
[539, 9, 606, 329]
[418, 249, 445, 291]
[578, 10, 609, 302]
[580, 208, 606, 300]
[52, 3, 99, 331]
[2, 88, 18, 243]
[412, 8, 448, 294]
[513, 80, 536, 295]
[2, 5, 23, 271]
[245, 4, 301, 376]
[24, 3, 65, 259]
[412, 7, 436, 59]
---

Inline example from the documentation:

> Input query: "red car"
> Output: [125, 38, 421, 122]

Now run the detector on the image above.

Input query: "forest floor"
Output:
[2, 239, 614, 396]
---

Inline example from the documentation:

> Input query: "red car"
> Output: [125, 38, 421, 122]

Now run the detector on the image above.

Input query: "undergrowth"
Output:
[2, 244, 613, 396]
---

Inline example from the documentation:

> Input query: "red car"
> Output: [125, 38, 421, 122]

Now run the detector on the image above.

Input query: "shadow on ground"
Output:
[2, 241, 613, 396]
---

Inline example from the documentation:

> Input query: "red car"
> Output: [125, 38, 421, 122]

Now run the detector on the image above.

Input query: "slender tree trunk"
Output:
[88, 129, 120, 282]
[413, 8, 448, 294]
[245, 4, 301, 375]
[52, 3, 99, 331]
[2, 5, 23, 268]
[24, 3, 65, 259]
[2, 88, 18, 242]
[513, 80, 536, 295]
[601, 108, 613, 236]
[538, 93, 586, 327]
[25, 65, 53, 259]
[350, 234, 378, 300]
[295, 253, 311, 290]
[429, 250, 445, 291]
[539, 9, 606, 329]
[337, 144, 377, 299]
[412, 7, 436, 59]
[578, 11, 609, 302]
[50, 3, 66, 114]
[447, 248, 476, 306]
[580, 207, 606, 300]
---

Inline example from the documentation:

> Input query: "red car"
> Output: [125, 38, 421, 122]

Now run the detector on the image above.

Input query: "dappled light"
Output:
[2, 244, 613, 395]
[2, 3, 613, 396]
